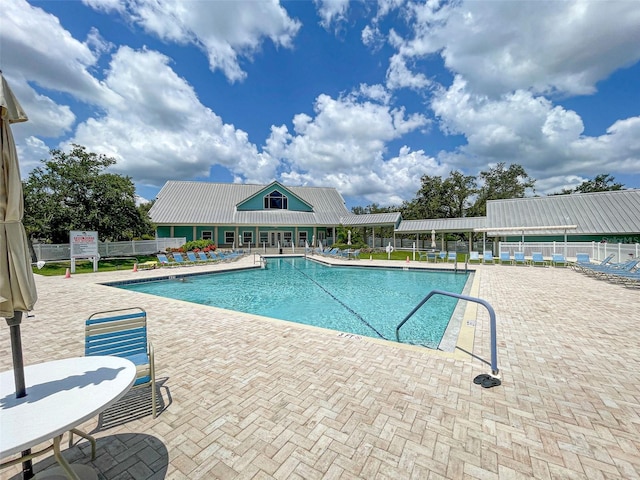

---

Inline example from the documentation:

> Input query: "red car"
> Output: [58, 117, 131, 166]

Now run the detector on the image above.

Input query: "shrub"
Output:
[183, 240, 216, 252]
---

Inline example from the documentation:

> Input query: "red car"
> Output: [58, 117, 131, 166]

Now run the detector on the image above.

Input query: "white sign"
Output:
[70, 231, 98, 258]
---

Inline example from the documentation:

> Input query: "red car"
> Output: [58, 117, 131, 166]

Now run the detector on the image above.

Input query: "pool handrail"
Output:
[395, 289, 499, 375]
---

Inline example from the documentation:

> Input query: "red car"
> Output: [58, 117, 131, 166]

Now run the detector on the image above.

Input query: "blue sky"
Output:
[3, 0, 640, 209]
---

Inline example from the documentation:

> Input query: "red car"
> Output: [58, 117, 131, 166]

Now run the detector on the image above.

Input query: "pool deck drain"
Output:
[2, 255, 639, 479]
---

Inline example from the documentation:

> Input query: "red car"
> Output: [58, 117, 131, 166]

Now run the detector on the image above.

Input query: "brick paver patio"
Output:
[1, 256, 639, 479]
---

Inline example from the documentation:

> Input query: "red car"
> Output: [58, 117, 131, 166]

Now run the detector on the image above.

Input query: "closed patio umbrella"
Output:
[1, 71, 37, 479]
[1, 72, 37, 393]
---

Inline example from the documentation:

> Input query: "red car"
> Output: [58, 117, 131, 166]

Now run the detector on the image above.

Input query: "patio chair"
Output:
[418, 251, 428, 261]
[482, 251, 495, 264]
[582, 258, 639, 277]
[571, 253, 590, 270]
[514, 252, 527, 265]
[172, 252, 194, 266]
[436, 252, 447, 262]
[576, 253, 615, 273]
[198, 251, 216, 263]
[84, 307, 156, 418]
[468, 251, 481, 264]
[551, 253, 567, 267]
[156, 253, 178, 267]
[447, 252, 457, 263]
[499, 252, 512, 265]
[530, 252, 547, 267]
[186, 251, 207, 265]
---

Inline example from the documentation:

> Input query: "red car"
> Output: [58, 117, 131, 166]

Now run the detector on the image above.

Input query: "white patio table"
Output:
[1, 356, 136, 479]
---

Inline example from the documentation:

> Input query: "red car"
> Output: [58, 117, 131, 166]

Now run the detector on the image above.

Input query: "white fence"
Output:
[31, 238, 186, 262]
[498, 241, 639, 262]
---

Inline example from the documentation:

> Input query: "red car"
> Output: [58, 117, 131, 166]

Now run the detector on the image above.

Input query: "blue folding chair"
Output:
[85, 307, 156, 417]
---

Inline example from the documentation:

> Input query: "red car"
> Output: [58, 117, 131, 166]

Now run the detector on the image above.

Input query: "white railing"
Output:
[31, 238, 187, 262]
[498, 241, 639, 262]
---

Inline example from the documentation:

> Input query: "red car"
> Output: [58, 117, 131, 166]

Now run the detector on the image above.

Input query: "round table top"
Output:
[0, 356, 136, 457]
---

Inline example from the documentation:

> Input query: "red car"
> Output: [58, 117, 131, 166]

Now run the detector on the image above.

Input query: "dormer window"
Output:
[264, 190, 288, 210]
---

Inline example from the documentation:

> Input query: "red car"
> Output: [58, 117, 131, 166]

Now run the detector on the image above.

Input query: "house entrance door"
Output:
[269, 232, 282, 247]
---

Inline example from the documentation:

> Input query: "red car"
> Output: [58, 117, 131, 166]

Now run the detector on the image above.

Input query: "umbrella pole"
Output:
[6, 311, 34, 479]
[6, 311, 26, 397]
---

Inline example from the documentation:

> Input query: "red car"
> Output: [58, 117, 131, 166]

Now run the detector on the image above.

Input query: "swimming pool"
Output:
[115, 258, 472, 349]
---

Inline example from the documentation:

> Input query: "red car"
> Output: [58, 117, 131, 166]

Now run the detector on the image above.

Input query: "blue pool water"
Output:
[115, 258, 471, 349]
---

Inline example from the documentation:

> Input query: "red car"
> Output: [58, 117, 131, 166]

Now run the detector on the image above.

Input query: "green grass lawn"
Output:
[33, 255, 159, 276]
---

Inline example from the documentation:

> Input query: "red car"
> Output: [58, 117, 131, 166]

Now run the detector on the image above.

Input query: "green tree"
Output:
[23, 144, 154, 243]
[400, 175, 447, 220]
[442, 171, 477, 218]
[469, 163, 535, 216]
[351, 203, 394, 215]
[574, 174, 624, 193]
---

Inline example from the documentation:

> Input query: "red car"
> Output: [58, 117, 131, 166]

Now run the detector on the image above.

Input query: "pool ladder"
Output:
[395, 290, 499, 376]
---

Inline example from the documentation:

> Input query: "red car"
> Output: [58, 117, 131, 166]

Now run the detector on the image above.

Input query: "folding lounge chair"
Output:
[186, 251, 207, 264]
[574, 253, 614, 272]
[157, 253, 178, 267]
[514, 252, 527, 265]
[198, 251, 215, 262]
[418, 251, 428, 261]
[530, 252, 547, 267]
[571, 253, 590, 270]
[437, 252, 447, 262]
[172, 252, 193, 266]
[586, 258, 639, 278]
[551, 254, 567, 267]
[499, 252, 512, 265]
[219, 250, 241, 260]
[483, 251, 495, 264]
[84, 307, 156, 418]
[208, 251, 230, 262]
[468, 252, 481, 264]
[447, 252, 457, 263]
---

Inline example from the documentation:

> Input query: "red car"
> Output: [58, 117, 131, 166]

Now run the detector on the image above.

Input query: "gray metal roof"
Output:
[396, 217, 487, 233]
[149, 181, 351, 225]
[339, 212, 402, 227]
[150, 182, 640, 235]
[485, 189, 640, 235]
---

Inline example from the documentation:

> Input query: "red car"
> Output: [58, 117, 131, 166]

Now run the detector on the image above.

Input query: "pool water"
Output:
[116, 258, 471, 349]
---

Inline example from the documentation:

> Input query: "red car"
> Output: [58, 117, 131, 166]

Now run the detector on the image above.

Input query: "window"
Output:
[259, 231, 268, 246]
[224, 231, 235, 245]
[201, 231, 213, 241]
[264, 190, 288, 210]
[242, 232, 253, 245]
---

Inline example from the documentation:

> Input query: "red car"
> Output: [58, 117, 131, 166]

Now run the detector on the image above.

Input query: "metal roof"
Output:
[485, 189, 640, 235]
[150, 182, 640, 235]
[149, 181, 351, 225]
[339, 212, 401, 227]
[396, 217, 487, 233]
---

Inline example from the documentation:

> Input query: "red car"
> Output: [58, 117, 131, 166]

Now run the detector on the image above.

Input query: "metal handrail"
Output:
[395, 289, 499, 375]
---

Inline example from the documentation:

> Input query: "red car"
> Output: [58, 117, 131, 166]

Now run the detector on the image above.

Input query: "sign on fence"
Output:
[70, 231, 98, 258]
[70, 230, 99, 272]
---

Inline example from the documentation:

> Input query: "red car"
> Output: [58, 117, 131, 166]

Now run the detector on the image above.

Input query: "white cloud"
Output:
[83, 0, 301, 83]
[431, 76, 640, 194]
[267, 93, 433, 204]
[391, 0, 640, 96]
[69, 46, 277, 185]
[2, 0, 118, 105]
[314, 0, 350, 29]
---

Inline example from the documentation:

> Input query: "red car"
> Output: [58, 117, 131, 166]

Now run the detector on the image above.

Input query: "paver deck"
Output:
[1, 255, 639, 479]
